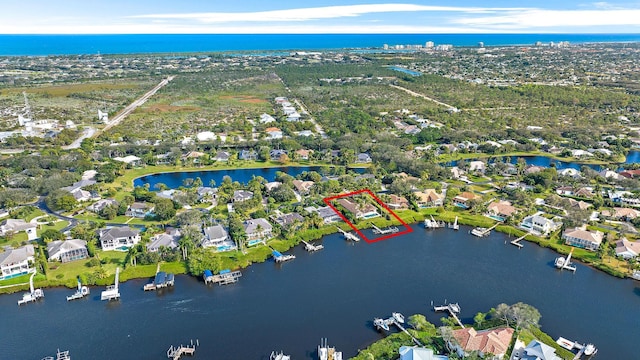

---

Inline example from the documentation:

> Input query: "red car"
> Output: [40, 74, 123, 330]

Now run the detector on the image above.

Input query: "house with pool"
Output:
[0, 244, 35, 280]
[99, 226, 141, 251]
[243, 218, 273, 247]
[336, 198, 379, 219]
[486, 200, 518, 222]
[201, 225, 236, 252]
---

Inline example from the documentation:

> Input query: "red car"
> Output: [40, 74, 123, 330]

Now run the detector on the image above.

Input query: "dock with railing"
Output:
[302, 240, 324, 252]
[167, 339, 198, 359]
[372, 224, 399, 234]
[433, 301, 464, 328]
[336, 226, 360, 241]
[204, 269, 242, 285]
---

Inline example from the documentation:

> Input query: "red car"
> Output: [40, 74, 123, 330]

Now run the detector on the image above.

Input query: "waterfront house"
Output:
[274, 212, 305, 229]
[0, 219, 37, 241]
[619, 169, 640, 179]
[156, 189, 177, 200]
[355, 153, 372, 163]
[450, 326, 514, 360]
[513, 340, 562, 360]
[559, 168, 581, 178]
[47, 239, 88, 263]
[562, 225, 603, 251]
[315, 206, 342, 224]
[336, 198, 379, 219]
[399, 346, 449, 360]
[453, 192, 478, 209]
[196, 187, 218, 203]
[201, 225, 236, 252]
[270, 149, 288, 161]
[387, 194, 409, 210]
[87, 198, 118, 213]
[295, 149, 313, 160]
[99, 226, 141, 251]
[147, 228, 181, 252]
[213, 151, 230, 162]
[264, 181, 282, 192]
[292, 179, 314, 194]
[486, 200, 518, 220]
[265, 127, 283, 140]
[239, 149, 258, 161]
[520, 213, 560, 236]
[243, 218, 273, 246]
[615, 237, 640, 259]
[469, 160, 486, 174]
[0, 245, 35, 280]
[125, 202, 154, 218]
[415, 189, 444, 208]
[232, 190, 254, 203]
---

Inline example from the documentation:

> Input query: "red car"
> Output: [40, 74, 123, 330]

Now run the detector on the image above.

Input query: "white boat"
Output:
[632, 270, 640, 280]
[449, 303, 461, 313]
[318, 338, 343, 360]
[392, 312, 405, 324]
[470, 227, 489, 237]
[67, 278, 90, 301]
[554, 256, 566, 268]
[373, 318, 389, 331]
[584, 343, 597, 356]
[556, 337, 575, 350]
[270, 350, 291, 360]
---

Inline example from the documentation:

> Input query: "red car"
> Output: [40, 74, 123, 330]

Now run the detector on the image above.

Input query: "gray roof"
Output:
[244, 218, 272, 234]
[275, 213, 304, 227]
[204, 225, 228, 241]
[215, 151, 230, 160]
[47, 239, 87, 259]
[147, 232, 180, 251]
[197, 187, 217, 196]
[318, 206, 339, 219]
[1, 219, 36, 232]
[0, 245, 35, 266]
[521, 340, 560, 360]
[100, 226, 140, 241]
[233, 190, 254, 201]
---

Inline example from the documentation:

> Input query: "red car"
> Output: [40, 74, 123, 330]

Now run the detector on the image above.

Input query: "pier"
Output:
[470, 223, 498, 237]
[144, 264, 175, 291]
[301, 240, 324, 252]
[510, 233, 528, 248]
[555, 248, 577, 272]
[17, 272, 44, 306]
[336, 226, 359, 241]
[42, 349, 71, 360]
[557, 337, 597, 359]
[66, 278, 89, 301]
[433, 302, 464, 328]
[204, 269, 242, 285]
[270, 351, 291, 360]
[373, 312, 423, 346]
[273, 249, 296, 263]
[166, 339, 198, 360]
[318, 338, 343, 360]
[372, 224, 399, 234]
[448, 216, 459, 230]
[424, 215, 445, 229]
[100, 267, 120, 301]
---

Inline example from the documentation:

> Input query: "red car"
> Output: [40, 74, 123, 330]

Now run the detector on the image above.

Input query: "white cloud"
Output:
[129, 4, 530, 23]
[453, 9, 640, 29]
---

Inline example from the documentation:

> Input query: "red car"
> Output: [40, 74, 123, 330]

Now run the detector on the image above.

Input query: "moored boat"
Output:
[392, 312, 405, 324]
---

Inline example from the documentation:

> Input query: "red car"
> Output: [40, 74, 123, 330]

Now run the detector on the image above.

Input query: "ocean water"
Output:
[1, 34, 639, 56]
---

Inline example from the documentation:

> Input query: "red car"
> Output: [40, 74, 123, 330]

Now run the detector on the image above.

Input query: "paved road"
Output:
[389, 84, 457, 109]
[32, 197, 78, 233]
[62, 126, 95, 150]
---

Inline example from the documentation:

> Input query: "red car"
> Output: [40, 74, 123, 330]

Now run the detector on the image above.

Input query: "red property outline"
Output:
[323, 189, 413, 243]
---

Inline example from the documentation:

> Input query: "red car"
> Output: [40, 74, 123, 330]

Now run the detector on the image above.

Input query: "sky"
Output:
[2, 1, 640, 34]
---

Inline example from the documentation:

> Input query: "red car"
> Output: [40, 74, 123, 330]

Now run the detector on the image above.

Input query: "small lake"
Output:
[1, 224, 638, 359]
[389, 66, 422, 76]
[133, 166, 365, 190]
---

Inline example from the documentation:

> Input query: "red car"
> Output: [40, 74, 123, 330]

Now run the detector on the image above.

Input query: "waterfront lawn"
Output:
[518, 328, 576, 360]
[0, 273, 46, 287]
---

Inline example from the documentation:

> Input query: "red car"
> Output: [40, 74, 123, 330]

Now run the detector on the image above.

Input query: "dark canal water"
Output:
[1, 225, 639, 359]
[133, 166, 365, 190]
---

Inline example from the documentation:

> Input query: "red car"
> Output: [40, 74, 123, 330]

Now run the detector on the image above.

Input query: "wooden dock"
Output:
[273, 249, 296, 263]
[470, 223, 498, 237]
[425, 215, 445, 229]
[373, 312, 423, 346]
[301, 240, 324, 252]
[101, 267, 120, 301]
[144, 264, 175, 291]
[510, 233, 528, 248]
[433, 302, 464, 328]
[372, 224, 399, 234]
[17, 272, 44, 306]
[336, 226, 359, 241]
[204, 269, 242, 285]
[167, 339, 198, 359]
[448, 216, 459, 230]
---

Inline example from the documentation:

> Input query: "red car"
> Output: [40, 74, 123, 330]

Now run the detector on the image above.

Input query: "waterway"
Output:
[133, 166, 364, 190]
[1, 225, 638, 359]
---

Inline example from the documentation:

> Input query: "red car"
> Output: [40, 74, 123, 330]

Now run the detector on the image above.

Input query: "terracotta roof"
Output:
[415, 189, 442, 203]
[452, 327, 514, 356]
[487, 200, 517, 217]
[265, 127, 281, 132]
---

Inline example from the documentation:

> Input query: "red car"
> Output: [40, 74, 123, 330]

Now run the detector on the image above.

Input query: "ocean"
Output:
[1, 33, 639, 56]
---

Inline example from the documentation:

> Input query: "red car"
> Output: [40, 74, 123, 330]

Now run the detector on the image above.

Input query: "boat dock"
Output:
[433, 302, 465, 328]
[424, 215, 445, 229]
[17, 272, 44, 306]
[373, 312, 423, 346]
[273, 249, 296, 263]
[556, 337, 597, 359]
[372, 224, 399, 234]
[204, 269, 242, 285]
[144, 264, 175, 291]
[301, 240, 324, 252]
[270, 350, 291, 360]
[510, 233, 528, 248]
[555, 247, 577, 272]
[42, 349, 71, 360]
[66, 278, 89, 301]
[470, 223, 498, 237]
[167, 339, 198, 360]
[318, 338, 343, 360]
[336, 226, 359, 241]
[100, 267, 120, 301]
[448, 216, 459, 230]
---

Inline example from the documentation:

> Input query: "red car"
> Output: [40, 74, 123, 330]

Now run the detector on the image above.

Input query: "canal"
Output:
[1, 225, 638, 359]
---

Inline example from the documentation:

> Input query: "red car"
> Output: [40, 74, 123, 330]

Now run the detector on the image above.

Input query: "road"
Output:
[32, 197, 78, 233]
[62, 126, 95, 150]
[293, 98, 326, 137]
[389, 84, 457, 109]
[93, 75, 175, 137]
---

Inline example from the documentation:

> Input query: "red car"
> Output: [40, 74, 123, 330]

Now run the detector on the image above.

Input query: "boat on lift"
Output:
[392, 312, 405, 324]
[373, 317, 390, 331]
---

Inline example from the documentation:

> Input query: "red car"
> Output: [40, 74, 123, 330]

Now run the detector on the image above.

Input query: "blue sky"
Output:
[2, 1, 640, 34]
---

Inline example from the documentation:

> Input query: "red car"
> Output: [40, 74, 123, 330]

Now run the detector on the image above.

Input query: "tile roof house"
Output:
[611, 207, 640, 220]
[295, 149, 313, 160]
[147, 228, 181, 252]
[336, 198, 379, 219]
[562, 225, 603, 251]
[99, 226, 141, 251]
[47, 239, 88, 263]
[451, 326, 514, 360]
[264, 181, 282, 192]
[619, 169, 640, 179]
[243, 218, 273, 247]
[0, 245, 35, 280]
[232, 190, 254, 203]
[274, 212, 305, 229]
[574, 187, 595, 198]
[615, 237, 640, 259]
[453, 192, 479, 209]
[265, 127, 283, 140]
[486, 200, 518, 219]
[292, 179, 314, 194]
[387, 194, 409, 210]
[201, 225, 236, 252]
[567, 198, 592, 211]
[415, 189, 444, 208]
[0, 219, 37, 241]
